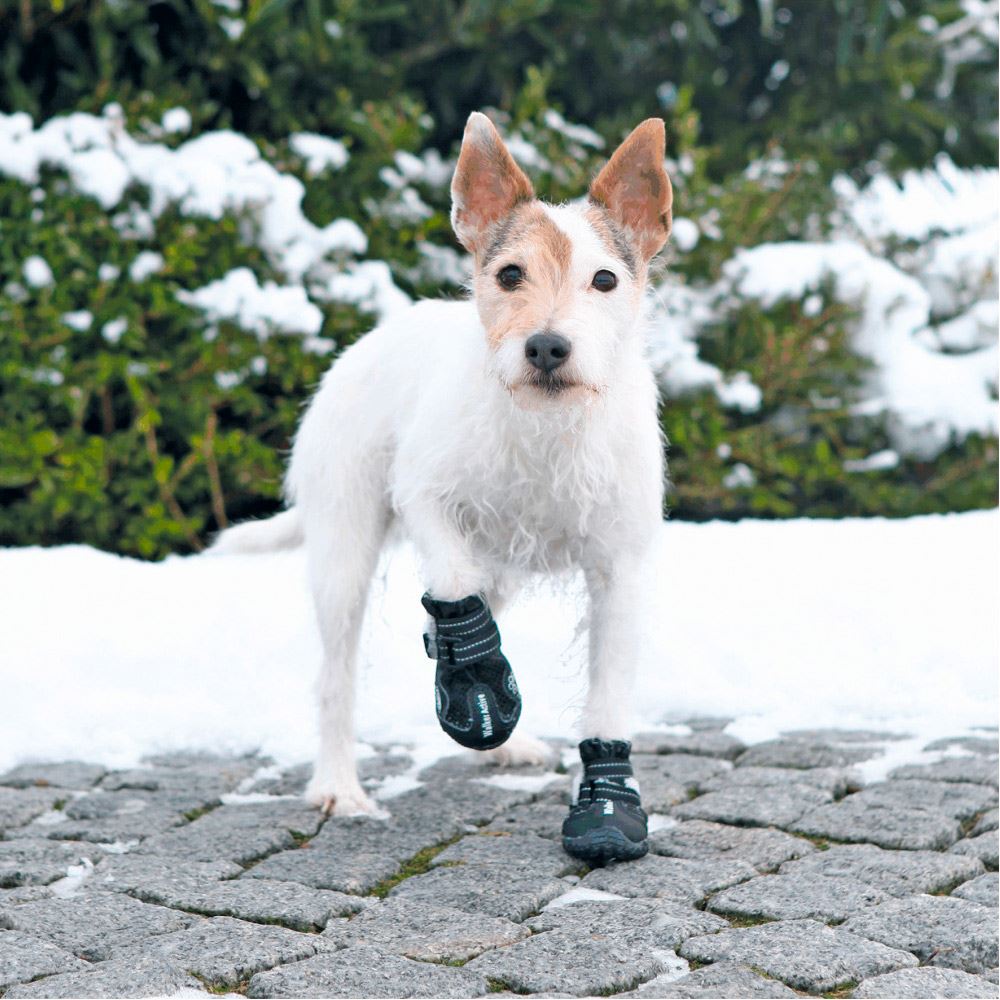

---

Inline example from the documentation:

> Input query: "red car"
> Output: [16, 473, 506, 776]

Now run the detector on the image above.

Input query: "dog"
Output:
[213, 112, 671, 861]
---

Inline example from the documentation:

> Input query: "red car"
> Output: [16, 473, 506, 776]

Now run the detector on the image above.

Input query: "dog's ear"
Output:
[589, 119, 672, 263]
[451, 112, 534, 255]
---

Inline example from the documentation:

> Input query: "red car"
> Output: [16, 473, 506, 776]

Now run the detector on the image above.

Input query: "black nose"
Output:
[524, 333, 571, 374]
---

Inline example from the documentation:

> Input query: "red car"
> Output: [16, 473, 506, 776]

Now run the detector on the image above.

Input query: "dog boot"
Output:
[562, 738, 648, 863]
[422, 592, 521, 751]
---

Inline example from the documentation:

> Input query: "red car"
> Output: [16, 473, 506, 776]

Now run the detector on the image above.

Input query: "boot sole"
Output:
[562, 827, 649, 864]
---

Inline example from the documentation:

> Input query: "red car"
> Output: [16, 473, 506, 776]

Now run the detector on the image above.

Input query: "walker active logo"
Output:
[477, 691, 494, 739]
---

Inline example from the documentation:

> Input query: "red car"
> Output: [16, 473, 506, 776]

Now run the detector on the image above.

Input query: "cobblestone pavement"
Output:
[1, 726, 997, 999]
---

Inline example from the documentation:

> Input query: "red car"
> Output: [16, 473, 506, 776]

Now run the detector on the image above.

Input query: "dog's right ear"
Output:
[451, 112, 534, 255]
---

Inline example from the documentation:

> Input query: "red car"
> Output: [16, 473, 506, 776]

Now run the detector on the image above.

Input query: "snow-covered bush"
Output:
[0, 1, 996, 556]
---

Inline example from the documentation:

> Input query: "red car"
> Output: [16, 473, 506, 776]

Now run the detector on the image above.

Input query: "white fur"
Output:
[216, 200, 664, 816]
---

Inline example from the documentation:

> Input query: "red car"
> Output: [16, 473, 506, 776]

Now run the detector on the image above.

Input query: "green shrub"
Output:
[0, 1, 996, 559]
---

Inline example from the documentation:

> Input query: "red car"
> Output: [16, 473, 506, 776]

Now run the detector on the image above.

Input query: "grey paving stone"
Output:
[431, 832, 580, 876]
[580, 853, 755, 905]
[891, 757, 999, 788]
[780, 843, 986, 895]
[0, 885, 54, 905]
[3, 957, 202, 998]
[0, 761, 107, 790]
[0, 930, 89, 990]
[246, 943, 487, 998]
[621, 962, 799, 998]
[953, 873, 999, 907]
[984, 969, 1000, 984]
[93, 853, 243, 893]
[974, 809, 1000, 835]
[651, 820, 816, 872]
[100, 756, 258, 799]
[128, 870, 366, 931]
[792, 797, 962, 850]
[248, 763, 311, 796]
[673, 783, 832, 828]
[844, 894, 998, 973]
[736, 739, 881, 770]
[951, 830, 1000, 870]
[388, 862, 566, 920]
[851, 779, 998, 821]
[243, 843, 400, 895]
[0, 839, 93, 887]
[926, 737, 999, 757]
[703, 765, 860, 797]
[313, 789, 469, 860]
[852, 966, 1000, 998]
[108, 914, 326, 987]
[628, 755, 734, 812]
[679, 918, 918, 993]
[467, 898, 726, 997]
[782, 728, 907, 744]
[324, 897, 529, 961]
[484, 800, 569, 838]
[359, 751, 416, 784]
[0, 787, 64, 833]
[137, 798, 323, 865]
[0, 890, 197, 961]
[707, 872, 889, 922]
[31, 790, 189, 843]
[632, 731, 746, 760]
[669, 715, 735, 732]
[634, 753, 733, 793]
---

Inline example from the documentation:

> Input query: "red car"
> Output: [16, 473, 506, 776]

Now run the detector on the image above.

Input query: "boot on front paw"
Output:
[422, 592, 521, 751]
[562, 737, 648, 863]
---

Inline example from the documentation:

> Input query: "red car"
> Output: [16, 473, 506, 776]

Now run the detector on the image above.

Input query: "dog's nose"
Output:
[525, 333, 571, 374]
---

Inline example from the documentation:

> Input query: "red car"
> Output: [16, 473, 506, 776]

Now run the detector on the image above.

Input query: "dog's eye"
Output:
[592, 269, 617, 292]
[497, 265, 524, 290]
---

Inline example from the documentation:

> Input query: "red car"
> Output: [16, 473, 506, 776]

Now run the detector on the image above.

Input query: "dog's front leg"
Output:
[582, 556, 648, 739]
[560, 553, 652, 863]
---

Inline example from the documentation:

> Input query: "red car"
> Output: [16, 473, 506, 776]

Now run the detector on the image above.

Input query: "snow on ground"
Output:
[0, 511, 995, 775]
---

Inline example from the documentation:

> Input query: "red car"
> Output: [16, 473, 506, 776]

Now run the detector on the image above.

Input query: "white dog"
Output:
[214, 113, 671, 861]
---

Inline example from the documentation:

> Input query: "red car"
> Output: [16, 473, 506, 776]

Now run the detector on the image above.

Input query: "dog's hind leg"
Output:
[301, 481, 390, 817]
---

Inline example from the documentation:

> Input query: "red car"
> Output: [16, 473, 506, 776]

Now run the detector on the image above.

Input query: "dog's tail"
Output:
[207, 508, 303, 556]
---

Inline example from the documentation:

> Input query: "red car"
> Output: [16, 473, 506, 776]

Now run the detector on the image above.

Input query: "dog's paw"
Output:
[483, 732, 553, 768]
[304, 779, 385, 817]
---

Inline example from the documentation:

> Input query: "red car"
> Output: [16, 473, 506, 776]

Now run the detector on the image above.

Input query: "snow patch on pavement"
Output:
[0, 511, 995, 775]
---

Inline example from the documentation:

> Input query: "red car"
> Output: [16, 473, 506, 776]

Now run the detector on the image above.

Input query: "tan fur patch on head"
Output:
[451, 113, 534, 253]
[589, 118, 672, 263]
[475, 203, 574, 349]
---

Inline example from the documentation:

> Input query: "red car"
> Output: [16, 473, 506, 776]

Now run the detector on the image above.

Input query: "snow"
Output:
[671, 217, 699, 252]
[844, 450, 900, 473]
[178, 267, 324, 338]
[22, 255, 53, 288]
[61, 310, 93, 332]
[724, 240, 998, 460]
[128, 250, 164, 282]
[0, 511, 994, 776]
[101, 317, 127, 344]
[289, 132, 349, 176]
[0, 110, 369, 285]
[161, 108, 192, 136]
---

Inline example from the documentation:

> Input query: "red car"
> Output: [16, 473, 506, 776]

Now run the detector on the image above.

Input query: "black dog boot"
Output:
[562, 738, 648, 863]
[422, 593, 521, 751]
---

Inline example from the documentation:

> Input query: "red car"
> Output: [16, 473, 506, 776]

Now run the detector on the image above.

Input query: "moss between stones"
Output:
[194, 973, 250, 995]
[718, 912, 775, 928]
[821, 979, 859, 998]
[367, 835, 463, 899]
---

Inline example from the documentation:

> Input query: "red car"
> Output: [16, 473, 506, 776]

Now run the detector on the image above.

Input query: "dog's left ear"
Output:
[589, 119, 673, 263]
[451, 112, 535, 255]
